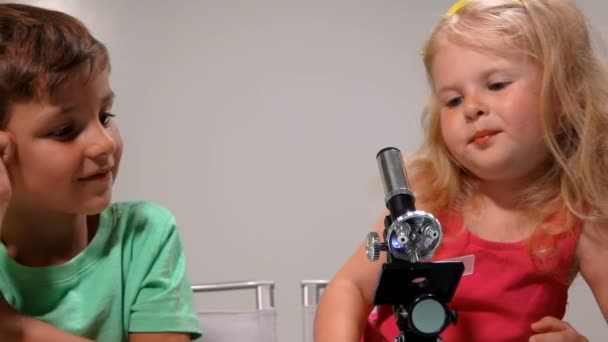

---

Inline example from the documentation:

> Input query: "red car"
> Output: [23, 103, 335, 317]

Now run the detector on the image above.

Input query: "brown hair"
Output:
[0, 3, 110, 126]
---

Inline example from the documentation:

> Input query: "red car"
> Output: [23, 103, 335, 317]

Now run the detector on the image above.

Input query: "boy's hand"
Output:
[0, 294, 26, 340]
[530, 316, 588, 342]
[0, 293, 13, 313]
[0, 131, 13, 234]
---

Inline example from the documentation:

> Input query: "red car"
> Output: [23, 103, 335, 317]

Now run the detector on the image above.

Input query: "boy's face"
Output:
[5, 68, 123, 215]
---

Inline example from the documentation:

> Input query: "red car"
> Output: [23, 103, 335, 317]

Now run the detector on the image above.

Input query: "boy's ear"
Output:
[0, 131, 15, 163]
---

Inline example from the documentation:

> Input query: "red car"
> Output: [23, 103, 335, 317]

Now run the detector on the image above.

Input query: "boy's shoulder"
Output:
[104, 200, 180, 240]
[108, 200, 172, 215]
[108, 200, 174, 220]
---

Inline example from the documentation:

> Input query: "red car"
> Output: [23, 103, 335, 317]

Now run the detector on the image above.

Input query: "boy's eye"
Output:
[49, 124, 78, 140]
[100, 112, 116, 127]
[446, 96, 463, 108]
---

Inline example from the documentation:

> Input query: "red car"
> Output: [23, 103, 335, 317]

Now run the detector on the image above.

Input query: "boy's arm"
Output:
[1, 297, 191, 342]
[125, 204, 201, 340]
[0, 298, 92, 342]
[21, 319, 93, 342]
[129, 333, 190, 342]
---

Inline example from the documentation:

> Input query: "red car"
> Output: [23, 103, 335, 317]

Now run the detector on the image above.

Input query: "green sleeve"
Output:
[125, 204, 202, 340]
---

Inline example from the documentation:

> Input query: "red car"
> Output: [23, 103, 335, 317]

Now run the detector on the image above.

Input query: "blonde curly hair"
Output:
[408, 0, 608, 272]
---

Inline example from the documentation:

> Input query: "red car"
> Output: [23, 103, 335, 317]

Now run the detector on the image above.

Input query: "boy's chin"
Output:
[78, 196, 113, 215]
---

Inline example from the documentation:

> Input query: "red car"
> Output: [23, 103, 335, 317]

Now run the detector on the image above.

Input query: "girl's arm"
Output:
[530, 220, 608, 341]
[576, 220, 608, 322]
[314, 214, 387, 342]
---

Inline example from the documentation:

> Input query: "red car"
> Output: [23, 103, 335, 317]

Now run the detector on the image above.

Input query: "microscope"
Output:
[365, 147, 465, 342]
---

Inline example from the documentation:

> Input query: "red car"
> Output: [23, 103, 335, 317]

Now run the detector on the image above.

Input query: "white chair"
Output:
[192, 280, 277, 342]
[300, 280, 328, 342]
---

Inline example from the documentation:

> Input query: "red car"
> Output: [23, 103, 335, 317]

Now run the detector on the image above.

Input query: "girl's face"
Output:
[5, 68, 123, 215]
[432, 40, 551, 183]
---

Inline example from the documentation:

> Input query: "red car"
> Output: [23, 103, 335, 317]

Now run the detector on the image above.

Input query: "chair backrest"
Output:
[192, 280, 277, 342]
[301, 280, 328, 342]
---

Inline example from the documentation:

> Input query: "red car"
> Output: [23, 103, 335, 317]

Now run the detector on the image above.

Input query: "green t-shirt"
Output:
[0, 201, 202, 341]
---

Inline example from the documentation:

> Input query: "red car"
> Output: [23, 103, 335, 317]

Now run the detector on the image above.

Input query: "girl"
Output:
[0, 3, 202, 341]
[315, 0, 608, 341]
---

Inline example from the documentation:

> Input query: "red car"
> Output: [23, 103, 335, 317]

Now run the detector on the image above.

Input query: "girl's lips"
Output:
[470, 130, 500, 147]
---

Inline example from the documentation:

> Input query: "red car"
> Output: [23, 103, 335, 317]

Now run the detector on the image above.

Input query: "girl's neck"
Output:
[0, 205, 98, 267]
[466, 159, 556, 211]
[472, 178, 532, 210]
[460, 176, 548, 243]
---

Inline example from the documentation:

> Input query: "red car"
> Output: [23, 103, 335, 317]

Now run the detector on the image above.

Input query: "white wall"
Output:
[5, 1, 607, 341]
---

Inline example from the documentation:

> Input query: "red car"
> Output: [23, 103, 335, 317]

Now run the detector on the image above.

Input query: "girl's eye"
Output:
[489, 82, 510, 91]
[446, 96, 463, 107]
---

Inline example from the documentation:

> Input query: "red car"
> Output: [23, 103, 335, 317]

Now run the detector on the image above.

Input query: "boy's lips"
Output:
[80, 171, 112, 181]
[78, 167, 113, 181]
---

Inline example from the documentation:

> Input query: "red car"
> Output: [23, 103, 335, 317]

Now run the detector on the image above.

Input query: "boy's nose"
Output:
[83, 125, 117, 159]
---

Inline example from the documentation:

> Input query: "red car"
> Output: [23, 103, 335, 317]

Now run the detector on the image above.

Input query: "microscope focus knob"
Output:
[366, 232, 386, 261]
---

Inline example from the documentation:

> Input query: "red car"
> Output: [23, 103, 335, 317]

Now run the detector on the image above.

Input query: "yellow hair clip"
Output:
[445, 0, 523, 17]
[445, 0, 468, 17]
